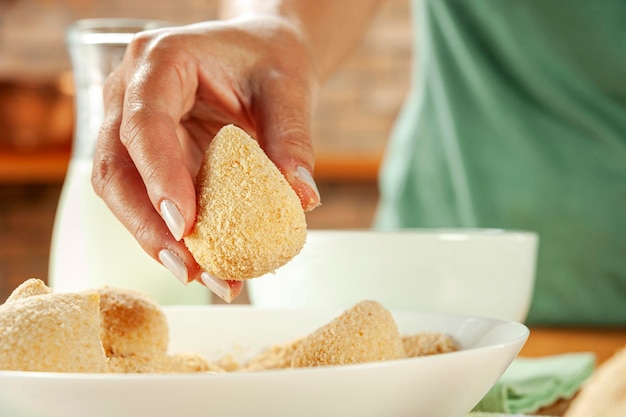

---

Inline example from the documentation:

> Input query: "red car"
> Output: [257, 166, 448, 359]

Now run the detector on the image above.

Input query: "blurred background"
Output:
[0, 0, 412, 301]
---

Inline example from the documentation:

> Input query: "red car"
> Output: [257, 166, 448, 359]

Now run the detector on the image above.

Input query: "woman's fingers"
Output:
[117, 33, 200, 239]
[94, 122, 242, 301]
[93, 110, 198, 284]
[94, 31, 248, 301]
[93, 47, 203, 288]
[93, 18, 321, 302]
[197, 275, 245, 304]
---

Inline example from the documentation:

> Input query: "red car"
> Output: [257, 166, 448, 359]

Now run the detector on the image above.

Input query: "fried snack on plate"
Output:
[184, 124, 307, 281]
[97, 286, 216, 374]
[564, 346, 626, 417]
[96, 286, 169, 358]
[0, 281, 107, 373]
[292, 300, 406, 368]
[4, 277, 51, 303]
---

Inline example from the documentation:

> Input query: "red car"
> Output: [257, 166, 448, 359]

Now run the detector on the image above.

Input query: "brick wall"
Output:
[0, 0, 413, 163]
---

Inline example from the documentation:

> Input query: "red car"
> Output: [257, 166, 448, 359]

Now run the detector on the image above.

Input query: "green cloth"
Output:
[374, 0, 626, 325]
[467, 414, 551, 417]
[472, 353, 595, 414]
[467, 414, 554, 417]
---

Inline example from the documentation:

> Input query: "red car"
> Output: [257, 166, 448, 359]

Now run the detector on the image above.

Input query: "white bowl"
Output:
[249, 229, 538, 322]
[0, 306, 529, 417]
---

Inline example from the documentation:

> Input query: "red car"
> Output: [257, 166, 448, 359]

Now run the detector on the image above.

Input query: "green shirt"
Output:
[375, 0, 626, 325]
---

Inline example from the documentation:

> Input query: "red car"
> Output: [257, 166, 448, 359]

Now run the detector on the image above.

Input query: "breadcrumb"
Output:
[402, 332, 457, 357]
[242, 339, 303, 371]
[108, 352, 222, 374]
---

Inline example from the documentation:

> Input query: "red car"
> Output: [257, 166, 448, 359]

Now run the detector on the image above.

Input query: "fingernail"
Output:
[158, 249, 188, 285]
[200, 272, 233, 303]
[295, 166, 320, 209]
[160, 200, 185, 241]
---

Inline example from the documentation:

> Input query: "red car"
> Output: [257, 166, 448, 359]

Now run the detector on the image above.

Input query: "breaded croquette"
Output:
[96, 286, 220, 374]
[96, 286, 169, 358]
[4, 277, 52, 303]
[291, 300, 406, 368]
[0, 283, 107, 373]
[184, 124, 307, 281]
[565, 346, 626, 417]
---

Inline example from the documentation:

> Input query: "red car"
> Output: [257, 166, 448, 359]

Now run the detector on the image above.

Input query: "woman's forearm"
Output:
[220, 0, 382, 81]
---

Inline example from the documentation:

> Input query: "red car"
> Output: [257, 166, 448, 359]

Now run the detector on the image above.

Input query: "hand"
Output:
[92, 15, 321, 302]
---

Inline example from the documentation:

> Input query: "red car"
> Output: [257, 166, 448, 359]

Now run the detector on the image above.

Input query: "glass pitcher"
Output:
[49, 18, 210, 304]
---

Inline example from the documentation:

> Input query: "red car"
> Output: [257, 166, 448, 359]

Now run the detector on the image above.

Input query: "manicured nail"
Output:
[160, 200, 185, 241]
[158, 249, 188, 285]
[200, 272, 233, 303]
[295, 166, 320, 209]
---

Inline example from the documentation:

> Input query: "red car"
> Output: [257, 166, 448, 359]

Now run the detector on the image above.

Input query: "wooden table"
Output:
[521, 326, 626, 364]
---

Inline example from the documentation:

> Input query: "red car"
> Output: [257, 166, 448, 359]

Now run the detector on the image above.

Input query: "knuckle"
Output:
[130, 30, 184, 63]
[90, 154, 118, 198]
[90, 152, 136, 203]
[281, 125, 313, 151]
[118, 102, 153, 151]
[90, 155, 154, 250]
[125, 30, 156, 59]
[102, 72, 119, 99]
[131, 215, 154, 249]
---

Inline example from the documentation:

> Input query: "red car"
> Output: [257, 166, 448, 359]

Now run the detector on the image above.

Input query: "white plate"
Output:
[0, 306, 529, 417]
